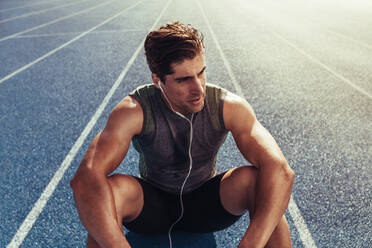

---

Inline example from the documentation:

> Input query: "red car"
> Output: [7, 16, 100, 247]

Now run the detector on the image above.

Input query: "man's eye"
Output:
[198, 68, 206, 76]
[177, 78, 189, 83]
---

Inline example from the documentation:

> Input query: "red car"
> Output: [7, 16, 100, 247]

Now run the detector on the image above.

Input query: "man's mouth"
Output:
[189, 96, 203, 105]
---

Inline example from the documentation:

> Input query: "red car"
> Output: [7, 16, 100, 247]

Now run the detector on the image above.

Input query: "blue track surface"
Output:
[0, 0, 371, 247]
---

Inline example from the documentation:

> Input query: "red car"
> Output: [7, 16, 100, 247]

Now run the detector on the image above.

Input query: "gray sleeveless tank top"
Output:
[130, 83, 228, 194]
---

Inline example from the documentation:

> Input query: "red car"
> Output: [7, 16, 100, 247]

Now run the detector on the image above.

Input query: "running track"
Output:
[0, 0, 371, 247]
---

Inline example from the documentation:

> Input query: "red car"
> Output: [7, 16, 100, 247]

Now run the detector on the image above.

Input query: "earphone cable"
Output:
[167, 114, 193, 248]
[157, 84, 195, 248]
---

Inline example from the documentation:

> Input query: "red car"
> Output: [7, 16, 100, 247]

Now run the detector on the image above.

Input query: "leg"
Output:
[175, 171, 242, 233]
[86, 174, 144, 248]
[122, 177, 183, 234]
[220, 166, 292, 248]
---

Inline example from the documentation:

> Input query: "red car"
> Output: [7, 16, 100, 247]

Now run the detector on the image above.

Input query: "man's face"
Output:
[158, 53, 206, 115]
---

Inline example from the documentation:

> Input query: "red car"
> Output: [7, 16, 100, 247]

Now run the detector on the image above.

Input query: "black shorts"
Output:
[123, 171, 242, 234]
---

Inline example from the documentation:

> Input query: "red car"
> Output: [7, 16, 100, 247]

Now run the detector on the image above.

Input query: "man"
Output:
[70, 22, 294, 248]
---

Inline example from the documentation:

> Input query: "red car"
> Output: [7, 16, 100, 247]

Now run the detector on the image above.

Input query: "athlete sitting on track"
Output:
[70, 21, 295, 248]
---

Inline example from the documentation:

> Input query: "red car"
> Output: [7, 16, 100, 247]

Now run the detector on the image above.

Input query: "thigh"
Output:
[122, 177, 179, 234]
[176, 171, 243, 233]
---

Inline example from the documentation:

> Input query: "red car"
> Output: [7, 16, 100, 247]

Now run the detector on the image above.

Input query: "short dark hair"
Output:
[144, 21, 204, 83]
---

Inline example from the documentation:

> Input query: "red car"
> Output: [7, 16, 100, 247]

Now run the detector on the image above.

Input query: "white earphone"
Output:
[157, 81, 185, 118]
[156, 80, 194, 248]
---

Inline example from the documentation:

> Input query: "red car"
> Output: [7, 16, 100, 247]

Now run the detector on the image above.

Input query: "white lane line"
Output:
[288, 197, 317, 248]
[266, 27, 372, 100]
[281, 6, 372, 51]
[195, 1, 318, 248]
[240, 2, 372, 100]
[194, 0, 243, 97]
[0, 0, 90, 24]
[0, 0, 62, 13]
[327, 30, 372, 51]
[0, 0, 117, 43]
[6, 0, 172, 247]
[251, 0, 372, 52]
[0, 0, 139, 85]
[194, 3, 243, 97]
[14, 29, 145, 39]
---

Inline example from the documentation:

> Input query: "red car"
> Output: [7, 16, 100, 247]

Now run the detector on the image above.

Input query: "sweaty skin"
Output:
[71, 52, 294, 248]
[222, 91, 294, 247]
[152, 53, 207, 115]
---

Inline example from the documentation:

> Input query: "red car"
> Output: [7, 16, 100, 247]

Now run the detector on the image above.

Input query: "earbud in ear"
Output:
[157, 80, 184, 117]
[158, 81, 163, 92]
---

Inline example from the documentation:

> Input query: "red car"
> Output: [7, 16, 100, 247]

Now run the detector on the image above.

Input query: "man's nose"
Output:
[190, 77, 204, 95]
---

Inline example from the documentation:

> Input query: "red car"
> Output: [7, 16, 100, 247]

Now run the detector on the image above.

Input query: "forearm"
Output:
[71, 174, 130, 248]
[242, 163, 294, 247]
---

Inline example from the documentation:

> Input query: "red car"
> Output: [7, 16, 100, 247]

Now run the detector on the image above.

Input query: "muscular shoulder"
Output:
[105, 95, 143, 138]
[223, 91, 257, 132]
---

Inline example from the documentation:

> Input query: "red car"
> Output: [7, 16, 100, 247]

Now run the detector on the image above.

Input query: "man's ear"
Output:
[151, 73, 161, 88]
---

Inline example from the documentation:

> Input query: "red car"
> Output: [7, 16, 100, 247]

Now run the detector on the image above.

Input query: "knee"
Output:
[108, 174, 143, 222]
[236, 166, 258, 212]
[229, 165, 258, 191]
[221, 166, 258, 215]
[108, 174, 142, 203]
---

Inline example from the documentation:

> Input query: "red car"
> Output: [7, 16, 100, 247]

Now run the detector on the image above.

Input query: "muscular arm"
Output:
[70, 96, 143, 248]
[223, 92, 294, 247]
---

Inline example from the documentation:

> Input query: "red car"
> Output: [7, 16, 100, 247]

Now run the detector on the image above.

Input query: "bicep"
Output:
[82, 128, 130, 175]
[224, 94, 285, 168]
[78, 96, 143, 175]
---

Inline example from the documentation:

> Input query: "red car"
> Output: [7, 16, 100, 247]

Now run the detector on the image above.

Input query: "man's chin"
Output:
[189, 102, 204, 113]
